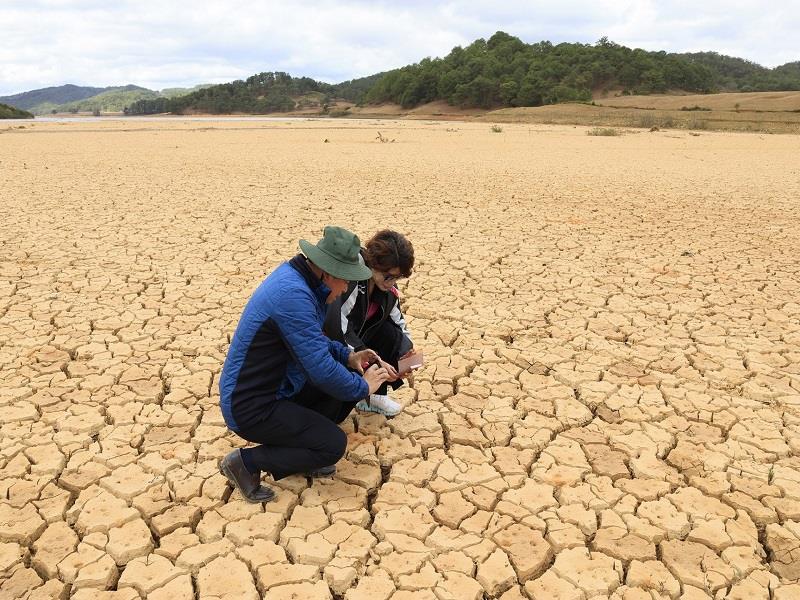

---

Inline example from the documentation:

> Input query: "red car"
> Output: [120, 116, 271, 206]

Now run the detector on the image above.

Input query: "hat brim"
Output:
[299, 239, 373, 281]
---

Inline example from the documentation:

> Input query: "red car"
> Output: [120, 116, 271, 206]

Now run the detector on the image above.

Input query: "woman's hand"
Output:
[377, 357, 399, 381]
[363, 363, 390, 394]
[397, 348, 418, 378]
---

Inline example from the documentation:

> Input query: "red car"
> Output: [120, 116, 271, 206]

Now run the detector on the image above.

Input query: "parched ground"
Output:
[594, 91, 800, 112]
[1, 119, 800, 600]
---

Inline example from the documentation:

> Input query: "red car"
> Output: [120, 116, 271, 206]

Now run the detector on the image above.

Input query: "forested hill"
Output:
[0, 84, 106, 111]
[676, 52, 800, 92]
[125, 72, 383, 115]
[365, 33, 800, 108]
[0, 84, 211, 115]
[0, 103, 34, 119]
[126, 32, 800, 115]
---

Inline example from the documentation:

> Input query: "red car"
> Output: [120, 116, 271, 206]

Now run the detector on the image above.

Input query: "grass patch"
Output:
[328, 108, 351, 118]
[635, 113, 658, 128]
[686, 117, 709, 130]
[490, 124, 503, 133]
[633, 114, 675, 129]
[587, 127, 620, 136]
[680, 105, 712, 111]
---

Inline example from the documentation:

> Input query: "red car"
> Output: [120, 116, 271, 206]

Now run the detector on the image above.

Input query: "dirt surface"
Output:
[348, 100, 487, 119]
[2, 119, 800, 599]
[33, 91, 800, 133]
[595, 91, 800, 112]
[485, 103, 800, 134]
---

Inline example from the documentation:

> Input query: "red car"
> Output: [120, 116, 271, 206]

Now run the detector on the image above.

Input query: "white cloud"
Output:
[0, 0, 798, 95]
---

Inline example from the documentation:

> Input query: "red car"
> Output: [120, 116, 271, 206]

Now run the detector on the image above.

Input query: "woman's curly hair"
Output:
[363, 230, 414, 278]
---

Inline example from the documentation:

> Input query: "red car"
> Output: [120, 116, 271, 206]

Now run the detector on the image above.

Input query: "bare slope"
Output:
[483, 101, 800, 133]
[595, 90, 800, 112]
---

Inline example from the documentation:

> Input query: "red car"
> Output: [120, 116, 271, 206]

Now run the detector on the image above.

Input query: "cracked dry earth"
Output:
[1, 119, 800, 600]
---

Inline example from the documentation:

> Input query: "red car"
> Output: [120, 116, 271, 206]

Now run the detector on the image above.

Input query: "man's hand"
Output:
[348, 349, 378, 374]
[363, 363, 390, 395]
[348, 349, 399, 379]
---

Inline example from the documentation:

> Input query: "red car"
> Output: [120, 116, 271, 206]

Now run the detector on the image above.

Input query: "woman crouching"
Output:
[324, 229, 416, 416]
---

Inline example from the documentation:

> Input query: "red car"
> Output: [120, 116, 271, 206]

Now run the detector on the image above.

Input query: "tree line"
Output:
[125, 33, 800, 115]
[365, 33, 718, 109]
[677, 52, 800, 92]
[125, 71, 387, 115]
[126, 72, 330, 115]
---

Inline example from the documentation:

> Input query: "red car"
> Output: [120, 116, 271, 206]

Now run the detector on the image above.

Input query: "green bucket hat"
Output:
[299, 226, 373, 281]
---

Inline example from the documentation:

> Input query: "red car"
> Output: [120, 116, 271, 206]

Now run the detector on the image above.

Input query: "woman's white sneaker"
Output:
[356, 394, 402, 417]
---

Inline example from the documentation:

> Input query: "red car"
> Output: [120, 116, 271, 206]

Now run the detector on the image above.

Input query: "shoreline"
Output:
[7, 97, 800, 135]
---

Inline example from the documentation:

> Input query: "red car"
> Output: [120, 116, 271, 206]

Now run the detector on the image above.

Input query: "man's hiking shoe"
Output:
[356, 394, 402, 417]
[219, 449, 275, 503]
[305, 464, 337, 478]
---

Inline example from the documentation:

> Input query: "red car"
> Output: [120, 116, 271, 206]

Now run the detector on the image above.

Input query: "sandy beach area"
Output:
[2, 118, 800, 598]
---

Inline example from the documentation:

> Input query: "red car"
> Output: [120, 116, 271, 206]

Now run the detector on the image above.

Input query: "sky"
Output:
[1, 0, 799, 96]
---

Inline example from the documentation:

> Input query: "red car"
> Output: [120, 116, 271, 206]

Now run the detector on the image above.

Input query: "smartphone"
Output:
[398, 351, 424, 373]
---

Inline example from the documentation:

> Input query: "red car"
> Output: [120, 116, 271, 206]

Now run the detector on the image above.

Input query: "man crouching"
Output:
[218, 226, 393, 502]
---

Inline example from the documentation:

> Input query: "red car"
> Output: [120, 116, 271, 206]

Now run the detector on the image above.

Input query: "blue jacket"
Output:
[219, 255, 369, 432]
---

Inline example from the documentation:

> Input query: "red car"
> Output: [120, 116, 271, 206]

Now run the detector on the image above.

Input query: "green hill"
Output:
[0, 103, 34, 119]
[677, 52, 800, 92]
[365, 34, 800, 109]
[125, 72, 334, 115]
[15, 34, 795, 117]
[0, 84, 105, 111]
[126, 71, 387, 115]
[0, 83, 214, 115]
[158, 84, 214, 98]
[125, 33, 800, 115]
[366, 34, 711, 108]
[54, 85, 158, 114]
[332, 73, 386, 103]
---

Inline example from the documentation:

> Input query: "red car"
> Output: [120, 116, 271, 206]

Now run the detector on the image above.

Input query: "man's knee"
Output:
[320, 426, 347, 464]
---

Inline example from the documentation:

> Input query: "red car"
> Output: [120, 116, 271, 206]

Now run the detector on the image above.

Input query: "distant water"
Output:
[10, 116, 347, 124]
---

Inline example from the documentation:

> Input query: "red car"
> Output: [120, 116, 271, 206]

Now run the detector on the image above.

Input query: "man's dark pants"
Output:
[236, 385, 358, 480]
[235, 319, 406, 479]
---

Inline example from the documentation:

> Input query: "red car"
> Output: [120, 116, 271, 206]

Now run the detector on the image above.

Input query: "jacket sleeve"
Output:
[272, 287, 368, 401]
[389, 293, 413, 352]
[337, 282, 367, 350]
[328, 339, 352, 365]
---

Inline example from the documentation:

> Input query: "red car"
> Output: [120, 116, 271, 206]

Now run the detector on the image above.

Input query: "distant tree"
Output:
[499, 79, 518, 105]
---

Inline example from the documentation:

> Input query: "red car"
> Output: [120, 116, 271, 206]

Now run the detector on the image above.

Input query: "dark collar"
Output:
[289, 254, 331, 303]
